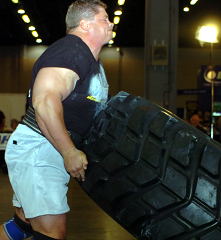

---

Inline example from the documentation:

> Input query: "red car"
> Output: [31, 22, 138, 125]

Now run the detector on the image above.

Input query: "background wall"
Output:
[0, 46, 47, 94]
[0, 93, 26, 129]
[100, 47, 145, 97]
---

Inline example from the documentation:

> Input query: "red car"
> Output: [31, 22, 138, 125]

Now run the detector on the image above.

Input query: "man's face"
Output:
[89, 7, 114, 45]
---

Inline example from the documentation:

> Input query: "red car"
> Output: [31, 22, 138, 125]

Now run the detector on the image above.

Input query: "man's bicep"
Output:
[33, 67, 79, 101]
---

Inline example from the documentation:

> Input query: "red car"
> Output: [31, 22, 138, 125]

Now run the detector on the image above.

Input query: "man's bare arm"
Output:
[32, 67, 88, 180]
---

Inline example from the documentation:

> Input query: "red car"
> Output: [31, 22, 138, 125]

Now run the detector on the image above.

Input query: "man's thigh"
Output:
[5, 125, 70, 218]
[29, 214, 67, 239]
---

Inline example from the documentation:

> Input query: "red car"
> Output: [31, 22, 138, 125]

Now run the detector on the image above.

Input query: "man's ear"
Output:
[79, 19, 90, 31]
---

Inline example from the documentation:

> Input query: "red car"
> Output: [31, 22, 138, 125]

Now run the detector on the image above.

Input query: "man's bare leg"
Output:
[15, 207, 30, 224]
[0, 208, 66, 240]
[29, 214, 66, 240]
[0, 224, 9, 240]
[0, 207, 31, 240]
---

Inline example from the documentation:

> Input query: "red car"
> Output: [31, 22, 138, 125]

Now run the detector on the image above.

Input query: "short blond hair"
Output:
[65, 0, 107, 32]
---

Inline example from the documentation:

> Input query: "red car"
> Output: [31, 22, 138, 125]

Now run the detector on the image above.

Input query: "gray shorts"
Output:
[5, 124, 70, 218]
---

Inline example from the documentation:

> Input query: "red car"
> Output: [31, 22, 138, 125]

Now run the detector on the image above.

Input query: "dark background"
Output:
[0, 0, 221, 47]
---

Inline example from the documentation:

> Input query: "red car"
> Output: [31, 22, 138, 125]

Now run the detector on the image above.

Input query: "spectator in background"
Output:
[202, 111, 211, 129]
[10, 118, 19, 131]
[189, 112, 209, 134]
[0, 110, 5, 132]
[189, 113, 202, 127]
[0, 110, 7, 173]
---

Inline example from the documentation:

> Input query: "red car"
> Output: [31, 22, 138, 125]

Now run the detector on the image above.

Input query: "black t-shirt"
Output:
[28, 34, 109, 137]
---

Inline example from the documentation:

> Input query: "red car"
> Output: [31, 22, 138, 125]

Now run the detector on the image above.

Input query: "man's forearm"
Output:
[33, 96, 76, 156]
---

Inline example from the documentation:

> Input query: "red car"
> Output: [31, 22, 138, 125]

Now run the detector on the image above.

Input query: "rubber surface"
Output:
[81, 91, 221, 240]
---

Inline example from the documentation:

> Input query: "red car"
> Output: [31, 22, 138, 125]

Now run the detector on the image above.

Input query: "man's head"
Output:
[189, 114, 201, 127]
[66, 0, 113, 46]
[66, 0, 107, 32]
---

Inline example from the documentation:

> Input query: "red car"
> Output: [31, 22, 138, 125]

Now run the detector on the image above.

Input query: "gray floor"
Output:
[0, 171, 136, 240]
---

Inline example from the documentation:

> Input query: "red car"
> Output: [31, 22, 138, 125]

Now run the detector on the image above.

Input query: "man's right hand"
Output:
[63, 148, 88, 181]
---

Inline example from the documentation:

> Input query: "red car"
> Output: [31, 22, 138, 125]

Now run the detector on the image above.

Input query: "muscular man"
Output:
[0, 1, 113, 239]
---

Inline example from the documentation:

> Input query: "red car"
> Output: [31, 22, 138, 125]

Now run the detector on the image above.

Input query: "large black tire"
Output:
[81, 91, 221, 240]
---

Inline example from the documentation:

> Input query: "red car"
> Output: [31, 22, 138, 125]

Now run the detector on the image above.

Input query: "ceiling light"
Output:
[36, 38, 42, 43]
[17, 9, 25, 14]
[22, 14, 30, 23]
[113, 16, 120, 25]
[28, 26, 35, 31]
[112, 31, 116, 38]
[109, 39, 114, 45]
[118, 0, 125, 6]
[11, 0, 19, 3]
[31, 31, 39, 38]
[183, 7, 190, 12]
[195, 25, 219, 43]
[190, 0, 198, 5]
[114, 10, 122, 16]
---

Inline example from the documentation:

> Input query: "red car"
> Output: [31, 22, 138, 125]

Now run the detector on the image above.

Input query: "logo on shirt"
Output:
[86, 96, 100, 102]
[87, 65, 108, 103]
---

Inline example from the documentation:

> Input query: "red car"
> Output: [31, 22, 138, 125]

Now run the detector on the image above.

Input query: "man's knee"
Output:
[32, 231, 62, 240]
[3, 214, 33, 240]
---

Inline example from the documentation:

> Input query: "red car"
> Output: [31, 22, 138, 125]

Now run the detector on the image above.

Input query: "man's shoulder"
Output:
[50, 34, 84, 49]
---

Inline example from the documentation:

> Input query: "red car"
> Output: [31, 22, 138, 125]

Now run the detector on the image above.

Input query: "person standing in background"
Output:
[0, 111, 5, 132]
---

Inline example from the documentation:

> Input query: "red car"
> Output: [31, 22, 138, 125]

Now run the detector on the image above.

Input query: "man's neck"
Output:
[68, 31, 102, 61]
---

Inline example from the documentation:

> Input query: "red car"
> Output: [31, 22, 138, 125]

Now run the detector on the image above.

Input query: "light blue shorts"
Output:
[5, 124, 70, 218]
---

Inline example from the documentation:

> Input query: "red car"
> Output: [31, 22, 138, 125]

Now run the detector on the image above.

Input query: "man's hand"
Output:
[63, 148, 88, 181]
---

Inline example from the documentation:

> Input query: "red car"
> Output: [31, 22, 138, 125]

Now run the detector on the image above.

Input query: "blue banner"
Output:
[198, 65, 221, 111]
[0, 133, 11, 150]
